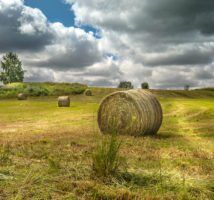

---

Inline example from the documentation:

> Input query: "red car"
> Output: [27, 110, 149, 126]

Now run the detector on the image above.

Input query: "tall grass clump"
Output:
[92, 134, 126, 178]
[0, 145, 12, 165]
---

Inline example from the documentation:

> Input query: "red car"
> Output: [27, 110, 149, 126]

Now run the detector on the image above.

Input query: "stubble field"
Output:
[0, 88, 213, 199]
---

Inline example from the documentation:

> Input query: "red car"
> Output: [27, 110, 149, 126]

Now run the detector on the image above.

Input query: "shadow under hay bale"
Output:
[58, 96, 70, 107]
[17, 93, 27, 100]
[84, 89, 92, 96]
[98, 89, 163, 136]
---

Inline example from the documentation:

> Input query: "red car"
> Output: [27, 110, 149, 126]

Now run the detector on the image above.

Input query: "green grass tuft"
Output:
[92, 134, 126, 178]
[0, 145, 12, 166]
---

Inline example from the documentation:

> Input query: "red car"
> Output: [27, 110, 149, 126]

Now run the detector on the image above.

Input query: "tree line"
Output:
[118, 81, 149, 89]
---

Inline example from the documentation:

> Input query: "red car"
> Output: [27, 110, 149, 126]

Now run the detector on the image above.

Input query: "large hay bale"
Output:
[98, 89, 163, 136]
[17, 93, 27, 100]
[85, 89, 92, 96]
[58, 96, 70, 107]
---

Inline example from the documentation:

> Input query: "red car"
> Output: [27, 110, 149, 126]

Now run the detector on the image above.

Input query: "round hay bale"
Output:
[58, 96, 70, 107]
[97, 89, 163, 136]
[85, 89, 92, 96]
[17, 93, 27, 100]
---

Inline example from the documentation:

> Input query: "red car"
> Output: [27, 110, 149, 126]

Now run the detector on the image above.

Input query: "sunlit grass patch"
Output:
[0, 89, 213, 199]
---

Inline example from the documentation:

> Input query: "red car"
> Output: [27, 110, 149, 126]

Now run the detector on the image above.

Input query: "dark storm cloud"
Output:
[32, 41, 102, 70]
[144, 49, 213, 66]
[1, 0, 213, 88]
[23, 31, 103, 71]
[127, 0, 214, 37]
[71, 0, 214, 69]
[24, 68, 55, 82]
[0, 2, 53, 52]
[152, 69, 198, 88]
[73, 0, 214, 37]
[194, 68, 214, 80]
[0, 1, 103, 71]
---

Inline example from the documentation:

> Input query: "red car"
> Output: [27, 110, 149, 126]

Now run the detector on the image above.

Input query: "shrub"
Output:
[6, 82, 26, 90]
[92, 134, 126, 178]
[118, 81, 133, 89]
[184, 85, 190, 91]
[48, 83, 87, 95]
[24, 86, 49, 96]
[141, 82, 149, 89]
[0, 82, 26, 98]
[0, 87, 18, 98]
[0, 82, 87, 98]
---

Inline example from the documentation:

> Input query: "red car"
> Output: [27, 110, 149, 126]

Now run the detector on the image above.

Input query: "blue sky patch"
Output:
[24, 0, 100, 37]
[25, 0, 75, 27]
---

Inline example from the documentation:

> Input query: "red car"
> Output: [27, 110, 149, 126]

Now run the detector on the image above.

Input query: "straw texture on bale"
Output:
[98, 89, 163, 136]
[58, 96, 70, 107]
[17, 93, 27, 100]
[85, 89, 92, 96]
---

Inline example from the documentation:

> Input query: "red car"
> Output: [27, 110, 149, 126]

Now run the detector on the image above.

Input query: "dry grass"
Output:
[0, 89, 213, 199]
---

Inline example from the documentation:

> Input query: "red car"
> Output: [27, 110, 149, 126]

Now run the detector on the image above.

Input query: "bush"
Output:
[118, 81, 133, 89]
[0, 82, 87, 98]
[42, 82, 87, 95]
[141, 82, 149, 89]
[184, 85, 190, 91]
[0, 86, 18, 98]
[92, 134, 126, 178]
[6, 82, 26, 90]
[24, 86, 49, 96]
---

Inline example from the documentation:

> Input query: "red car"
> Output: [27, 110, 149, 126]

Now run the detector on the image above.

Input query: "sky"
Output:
[0, 0, 214, 88]
[25, 0, 75, 27]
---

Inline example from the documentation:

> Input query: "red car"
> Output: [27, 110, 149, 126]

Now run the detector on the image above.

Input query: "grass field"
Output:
[0, 88, 213, 199]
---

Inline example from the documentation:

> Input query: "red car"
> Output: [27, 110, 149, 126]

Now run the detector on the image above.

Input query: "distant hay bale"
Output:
[85, 89, 92, 96]
[58, 96, 70, 107]
[98, 89, 163, 136]
[17, 93, 27, 100]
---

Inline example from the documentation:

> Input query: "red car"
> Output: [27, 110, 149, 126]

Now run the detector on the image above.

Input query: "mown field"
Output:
[0, 88, 213, 200]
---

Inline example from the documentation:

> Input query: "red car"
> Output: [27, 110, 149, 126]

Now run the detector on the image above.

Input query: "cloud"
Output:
[193, 65, 214, 80]
[53, 58, 123, 86]
[143, 47, 214, 66]
[66, 0, 214, 87]
[70, 0, 214, 36]
[0, 0, 213, 88]
[0, 0, 102, 71]
[24, 67, 55, 82]
[24, 23, 103, 70]
[0, 0, 53, 51]
[150, 67, 198, 88]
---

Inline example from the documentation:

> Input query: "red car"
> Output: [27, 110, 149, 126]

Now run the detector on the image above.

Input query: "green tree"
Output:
[184, 85, 190, 91]
[118, 81, 134, 89]
[0, 52, 25, 84]
[141, 82, 149, 89]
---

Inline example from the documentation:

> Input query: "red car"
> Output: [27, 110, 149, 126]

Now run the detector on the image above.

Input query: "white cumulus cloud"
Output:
[0, 0, 213, 88]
